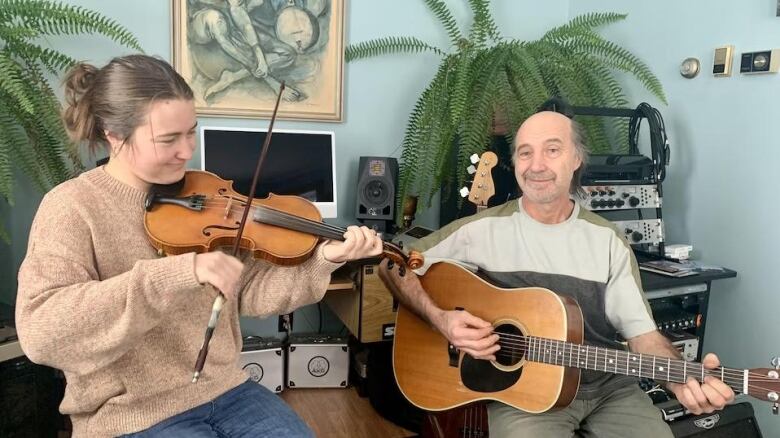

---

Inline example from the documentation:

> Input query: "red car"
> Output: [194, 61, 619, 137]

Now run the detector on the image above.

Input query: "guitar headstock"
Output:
[748, 360, 780, 414]
[460, 152, 498, 210]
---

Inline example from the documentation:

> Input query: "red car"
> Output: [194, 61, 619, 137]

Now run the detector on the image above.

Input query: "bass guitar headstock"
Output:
[459, 152, 498, 212]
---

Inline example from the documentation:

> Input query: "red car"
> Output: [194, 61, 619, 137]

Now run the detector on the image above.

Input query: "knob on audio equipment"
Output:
[631, 231, 643, 242]
[629, 196, 640, 207]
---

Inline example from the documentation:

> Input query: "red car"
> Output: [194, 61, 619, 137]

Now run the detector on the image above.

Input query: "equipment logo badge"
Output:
[308, 356, 330, 377]
[693, 414, 720, 429]
[242, 363, 264, 383]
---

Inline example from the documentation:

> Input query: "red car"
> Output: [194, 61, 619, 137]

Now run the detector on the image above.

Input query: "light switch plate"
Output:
[713, 45, 734, 76]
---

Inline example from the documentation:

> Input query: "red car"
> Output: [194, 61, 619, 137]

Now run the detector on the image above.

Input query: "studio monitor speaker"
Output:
[355, 157, 397, 225]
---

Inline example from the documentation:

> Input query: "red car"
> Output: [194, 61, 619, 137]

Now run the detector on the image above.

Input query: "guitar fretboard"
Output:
[525, 336, 747, 395]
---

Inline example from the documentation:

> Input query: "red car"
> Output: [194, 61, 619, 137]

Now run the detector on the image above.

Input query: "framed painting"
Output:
[172, 0, 344, 121]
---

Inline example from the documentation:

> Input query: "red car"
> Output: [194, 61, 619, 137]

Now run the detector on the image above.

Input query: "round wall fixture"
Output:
[680, 57, 701, 78]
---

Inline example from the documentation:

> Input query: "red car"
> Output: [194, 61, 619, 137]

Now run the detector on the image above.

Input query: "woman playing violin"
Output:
[15, 54, 382, 438]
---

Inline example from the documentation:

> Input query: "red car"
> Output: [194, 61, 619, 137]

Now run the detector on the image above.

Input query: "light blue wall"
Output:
[4, 0, 777, 434]
[570, 1, 779, 435]
[1, 1, 569, 333]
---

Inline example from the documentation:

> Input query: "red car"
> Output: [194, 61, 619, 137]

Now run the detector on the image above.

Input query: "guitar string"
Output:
[479, 345, 776, 392]
[486, 335, 775, 382]
[492, 331, 771, 379]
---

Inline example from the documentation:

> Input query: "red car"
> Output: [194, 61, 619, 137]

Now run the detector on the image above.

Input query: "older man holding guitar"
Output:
[379, 98, 739, 438]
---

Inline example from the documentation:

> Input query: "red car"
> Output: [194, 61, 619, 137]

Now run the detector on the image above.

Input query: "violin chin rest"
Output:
[149, 175, 187, 197]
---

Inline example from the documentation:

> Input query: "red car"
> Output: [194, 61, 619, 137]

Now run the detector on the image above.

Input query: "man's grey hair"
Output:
[570, 118, 590, 198]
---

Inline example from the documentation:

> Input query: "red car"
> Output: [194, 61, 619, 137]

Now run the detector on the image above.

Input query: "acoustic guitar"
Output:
[420, 152, 498, 437]
[393, 261, 780, 415]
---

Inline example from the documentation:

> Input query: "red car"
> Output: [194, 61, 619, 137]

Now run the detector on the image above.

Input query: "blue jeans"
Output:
[121, 380, 313, 437]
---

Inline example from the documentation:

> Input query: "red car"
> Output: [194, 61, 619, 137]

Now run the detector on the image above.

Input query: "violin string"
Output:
[196, 199, 348, 235]
[193, 201, 347, 238]
[189, 199, 403, 252]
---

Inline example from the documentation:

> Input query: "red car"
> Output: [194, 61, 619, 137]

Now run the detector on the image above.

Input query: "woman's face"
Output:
[108, 98, 197, 188]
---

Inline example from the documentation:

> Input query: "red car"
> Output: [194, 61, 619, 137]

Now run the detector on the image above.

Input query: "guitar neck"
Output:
[526, 336, 748, 396]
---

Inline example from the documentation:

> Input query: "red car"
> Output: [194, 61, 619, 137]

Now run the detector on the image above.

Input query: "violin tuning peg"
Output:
[470, 153, 480, 164]
[459, 187, 470, 198]
[467, 165, 477, 175]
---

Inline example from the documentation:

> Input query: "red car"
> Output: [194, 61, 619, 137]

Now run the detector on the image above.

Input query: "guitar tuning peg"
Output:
[470, 153, 480, 164]
[459, 187, 470, 198]
[467, 165, 477, 175]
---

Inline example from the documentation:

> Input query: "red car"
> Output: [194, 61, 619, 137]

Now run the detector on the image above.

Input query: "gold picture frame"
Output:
[172, 0, 344, 121]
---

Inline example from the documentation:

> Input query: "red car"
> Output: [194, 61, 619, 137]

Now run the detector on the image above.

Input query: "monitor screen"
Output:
[200, 127, 337, 218]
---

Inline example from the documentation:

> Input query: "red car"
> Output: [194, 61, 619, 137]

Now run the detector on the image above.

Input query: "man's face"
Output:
[513, 112, 582, 205]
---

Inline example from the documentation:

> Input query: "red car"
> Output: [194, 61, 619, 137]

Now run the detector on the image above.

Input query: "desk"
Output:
[641, 267, 737, 360]
[640, 267, 737, 291]
[324, 263, 395, 343]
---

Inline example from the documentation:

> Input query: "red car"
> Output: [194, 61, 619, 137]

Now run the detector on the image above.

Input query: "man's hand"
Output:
[666, 353, 735, 415]
[432, 309, 499, 361]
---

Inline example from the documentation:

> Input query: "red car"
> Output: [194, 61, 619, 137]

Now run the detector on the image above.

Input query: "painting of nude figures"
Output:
[172, 0, 344, 121]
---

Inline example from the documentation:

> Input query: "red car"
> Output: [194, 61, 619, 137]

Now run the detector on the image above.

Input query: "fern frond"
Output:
[0, 51, 36, 114]
[542, 12, 627, 44]
[448, 48, 476, 128]
[467, 0, 501, 47]
[0, 102, 44, 195]
[422, 0, 462, 47]
[5, 38, 76, 74]
[0, 124, 14, 206]
[0, 0, 142, 51]
[396, 58, 454, 219]
[346, 36, 444, 62]
[564, 34, 666, 103]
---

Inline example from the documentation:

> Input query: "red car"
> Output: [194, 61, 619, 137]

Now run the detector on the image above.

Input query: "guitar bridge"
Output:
[448, 342, 459, 367]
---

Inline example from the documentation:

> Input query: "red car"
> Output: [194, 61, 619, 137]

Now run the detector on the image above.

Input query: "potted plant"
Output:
[0, 0, 142, 241]
[346, 0, 666, 222]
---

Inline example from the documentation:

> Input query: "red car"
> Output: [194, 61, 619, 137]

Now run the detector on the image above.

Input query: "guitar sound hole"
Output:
[495, 323, 525, 367]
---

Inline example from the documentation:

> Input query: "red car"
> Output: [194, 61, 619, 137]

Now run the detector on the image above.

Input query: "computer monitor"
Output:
[200, 127, 337, 218]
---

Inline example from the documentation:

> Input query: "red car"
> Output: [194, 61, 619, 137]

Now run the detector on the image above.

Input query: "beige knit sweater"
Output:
[16, 167, 342, 437]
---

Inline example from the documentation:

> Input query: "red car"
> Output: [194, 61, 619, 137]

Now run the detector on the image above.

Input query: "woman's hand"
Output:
[322, 225, 383, 263]
[194, 252, 244, 300]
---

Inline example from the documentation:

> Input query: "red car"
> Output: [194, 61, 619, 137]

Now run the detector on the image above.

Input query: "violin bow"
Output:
[192, 82, 286, 383]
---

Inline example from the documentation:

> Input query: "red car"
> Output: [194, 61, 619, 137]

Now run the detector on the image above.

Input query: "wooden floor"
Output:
[281, 386, 415, 438]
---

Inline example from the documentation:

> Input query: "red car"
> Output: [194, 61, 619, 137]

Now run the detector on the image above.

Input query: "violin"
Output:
[150, 81, 421, 383]
[143, 170, 423, 269]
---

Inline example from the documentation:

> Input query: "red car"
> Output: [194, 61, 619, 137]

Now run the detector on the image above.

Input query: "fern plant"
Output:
[347, 1, 666, 224]
[0, 0, 142, 242]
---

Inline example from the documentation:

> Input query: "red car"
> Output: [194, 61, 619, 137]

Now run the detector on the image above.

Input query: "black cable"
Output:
[317, 303, 323, 333]
[628, 103, 669, 183]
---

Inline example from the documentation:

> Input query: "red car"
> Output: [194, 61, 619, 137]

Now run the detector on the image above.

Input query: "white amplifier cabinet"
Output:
[287, 334, 349, 389]
[239, 336, 284, 393]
